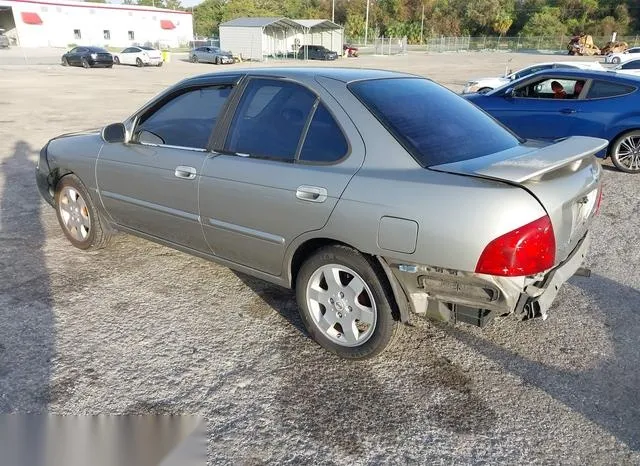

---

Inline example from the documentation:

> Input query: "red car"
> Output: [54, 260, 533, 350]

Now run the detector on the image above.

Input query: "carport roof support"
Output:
[292, 19, 343, 31]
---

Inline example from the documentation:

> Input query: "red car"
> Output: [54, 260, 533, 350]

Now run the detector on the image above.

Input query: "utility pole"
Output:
[420, 3, 424, 44]
[364, 0, 370, 45]
[332, 0, 335, 23]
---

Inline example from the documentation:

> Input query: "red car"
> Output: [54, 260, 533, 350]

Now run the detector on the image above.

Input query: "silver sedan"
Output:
[35, 68, 606, 359]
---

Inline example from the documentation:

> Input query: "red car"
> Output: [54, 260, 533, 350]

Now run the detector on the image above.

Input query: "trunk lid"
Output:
[431, 136, 608, 264]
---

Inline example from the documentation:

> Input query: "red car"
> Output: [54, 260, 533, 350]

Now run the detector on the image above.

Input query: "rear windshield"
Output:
[348, 77, 522, 167]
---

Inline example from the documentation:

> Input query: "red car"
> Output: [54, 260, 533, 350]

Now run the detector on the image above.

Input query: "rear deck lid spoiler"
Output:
[430, 136, 609, 183]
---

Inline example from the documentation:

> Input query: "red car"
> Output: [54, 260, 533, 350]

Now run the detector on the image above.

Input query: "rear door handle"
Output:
[174, 166, 197, 180]
[296, 185, 327, 203]
[560, 108, 577, 114]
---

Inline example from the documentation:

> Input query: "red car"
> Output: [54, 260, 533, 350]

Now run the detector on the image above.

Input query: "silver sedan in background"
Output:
[35, 68, 606, 359]
[190, 46, 234, 64]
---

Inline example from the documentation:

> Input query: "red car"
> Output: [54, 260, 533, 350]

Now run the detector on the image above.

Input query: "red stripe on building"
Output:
[21, 11, 43, 24]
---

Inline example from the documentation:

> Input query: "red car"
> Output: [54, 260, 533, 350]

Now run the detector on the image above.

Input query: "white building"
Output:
[0, 0, 193, 48]
[219, 17, 343, 61]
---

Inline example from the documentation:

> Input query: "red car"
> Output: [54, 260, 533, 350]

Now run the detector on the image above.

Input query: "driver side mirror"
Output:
[504, 87, 515, 98]
[102, 123, 126, 143]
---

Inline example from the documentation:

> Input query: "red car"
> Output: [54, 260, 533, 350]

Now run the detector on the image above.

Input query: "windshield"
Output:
[349, 77, 522, 167]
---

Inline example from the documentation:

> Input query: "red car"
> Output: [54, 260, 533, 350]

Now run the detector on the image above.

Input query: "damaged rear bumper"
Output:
[384, 233, 591, 326]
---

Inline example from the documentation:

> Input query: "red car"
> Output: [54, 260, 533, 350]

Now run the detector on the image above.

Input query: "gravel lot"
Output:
[1, 50, 639, 464]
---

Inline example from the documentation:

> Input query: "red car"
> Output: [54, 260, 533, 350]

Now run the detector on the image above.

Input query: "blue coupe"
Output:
[464, 69, 640, 173]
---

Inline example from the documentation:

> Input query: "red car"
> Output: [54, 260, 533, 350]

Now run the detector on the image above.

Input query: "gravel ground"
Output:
[0, 51, 639, 465]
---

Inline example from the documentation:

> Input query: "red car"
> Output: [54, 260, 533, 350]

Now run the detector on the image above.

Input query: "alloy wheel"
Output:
[58, 186, 91, 242]
[614, 134, 640, 171]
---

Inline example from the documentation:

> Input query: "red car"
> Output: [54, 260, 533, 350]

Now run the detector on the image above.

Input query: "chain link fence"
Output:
[347, 35, 640, 54]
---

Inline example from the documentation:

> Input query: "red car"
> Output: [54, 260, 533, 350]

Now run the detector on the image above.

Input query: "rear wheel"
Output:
[55, 175, 110, 250]
[295, 245, 401, 359]
[611, 130, 640, 173]
[215, 56, 220, 65]
[191, 55, 198, 63]
[612, 57, 621, 64]
[136, 57, 143, 67]
[61, 56, 68, 66]
[157, 61, 163, 67]
[81, 58, 90, 68]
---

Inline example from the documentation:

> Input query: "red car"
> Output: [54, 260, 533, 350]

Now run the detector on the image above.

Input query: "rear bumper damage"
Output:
[384, 233, 591, 327]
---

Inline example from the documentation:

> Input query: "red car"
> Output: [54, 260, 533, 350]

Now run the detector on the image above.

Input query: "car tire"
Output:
[61, 57, 68, 66]
[136, 58, 143, 67]
[295, 245, 401, 359]
[610, 130, 640, 173]
[81, 58, 90, 68]
[55, 174, 111, 250]
[158, 61, 163, 67]
[215, 56, 220, 65]
[612, 57, 621, 64]
[113, 56, 120, 65]
[191, 55, 198, 63]
[477, 87, 493, 94]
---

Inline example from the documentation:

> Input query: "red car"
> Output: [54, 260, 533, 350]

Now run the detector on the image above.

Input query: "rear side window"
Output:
[300, 103, 348, 163]
[586, 81, 636, 99]
[226, 79, 316, 160]
[349, 78, 521, 167]
[621, 61, 640, 70]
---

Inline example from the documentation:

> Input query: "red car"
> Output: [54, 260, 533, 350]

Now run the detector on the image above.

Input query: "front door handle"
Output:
[560, 108, 577, 114]
[175, 166, 197, 180]
[296, 185, 327, 203]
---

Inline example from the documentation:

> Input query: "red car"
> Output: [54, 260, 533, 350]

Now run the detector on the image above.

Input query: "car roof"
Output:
[85, 46, 107, 52]
[526, 68, 640, 84]
[180, 67, 417, 85]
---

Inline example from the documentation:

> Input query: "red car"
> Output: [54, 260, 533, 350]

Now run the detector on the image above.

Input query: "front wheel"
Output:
[296, 245, 401, 359]
[215, 56, 220, 65]
[611, 130, 640, 173]
[136, 57, 143, 67]
[113, 56, 120, 65]
[81, 58, 90, 68]
[191, 55, 198, 63]
[61, 56, 68, 66]
[55, 174, 110, 250]
[612, 57, 621, 64]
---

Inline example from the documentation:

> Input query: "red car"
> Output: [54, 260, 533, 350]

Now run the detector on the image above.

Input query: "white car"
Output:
[113, 46, 163, 67]
[611, 58, 640, 76]
[462, 61, 604, 94]
[604, 46, 640, 64]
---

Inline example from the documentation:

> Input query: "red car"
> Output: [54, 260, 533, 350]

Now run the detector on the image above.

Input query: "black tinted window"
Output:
[622, 61, 640, 70]
[300, 103, 348, 163]
[226, 79, 316, 160]
[136, 86, 232, 149]
[586, 81, 635, 99]
[349, 78, 521, 166]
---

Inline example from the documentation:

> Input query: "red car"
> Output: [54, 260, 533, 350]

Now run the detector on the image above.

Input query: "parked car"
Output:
[190, 46, 233, 64]
[297, 45, 338, 60]
[61, 46, 113, 68]
[113, 46, 163, 67]
[462, 61, 604, 94]
[0, 29, 10, 48]
[343, 44, 359, 57]
[36, 68, 605, 359]
[464, 68, 640, 173]
[611, 58, 640, 77]
[605, 46, 640, 64]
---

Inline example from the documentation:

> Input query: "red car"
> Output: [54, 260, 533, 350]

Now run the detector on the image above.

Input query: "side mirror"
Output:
[102, 123, 126, 143]
[504, 88, 515, 98]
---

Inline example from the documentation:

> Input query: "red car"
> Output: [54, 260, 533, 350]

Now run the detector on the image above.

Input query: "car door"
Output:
[96, 79, 236, 252]
[71, 47, 85, 65]
[198, 77, 365, 276]
[121, 47, 135, 65]
[487, 76, 583, 140]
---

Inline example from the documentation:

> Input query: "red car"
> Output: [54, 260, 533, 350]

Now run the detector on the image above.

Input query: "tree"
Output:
[521, 7, 567, 36]
[137, 0, 165, 6]
[492, 11, 513, 36]
[165, 0, 183, 10]
[193, 0, 225, 37]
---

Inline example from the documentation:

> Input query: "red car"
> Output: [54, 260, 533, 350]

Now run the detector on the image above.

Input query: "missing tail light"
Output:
[475, 215, 556, 277]
[595, 186, 603, 215]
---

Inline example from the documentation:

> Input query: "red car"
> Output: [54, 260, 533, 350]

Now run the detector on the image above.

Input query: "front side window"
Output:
[134, 85, 233, 149]
[586, 80, 636, 99]
[514, 77, 582, 99]
[349, 77, 521, 167]
[621, 61, 640, 70]
[225, 79, 316, 160]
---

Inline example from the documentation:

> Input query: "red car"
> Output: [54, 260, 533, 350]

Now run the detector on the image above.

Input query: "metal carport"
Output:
[219, 17, 303, 61]
[293, 19, 344, 57]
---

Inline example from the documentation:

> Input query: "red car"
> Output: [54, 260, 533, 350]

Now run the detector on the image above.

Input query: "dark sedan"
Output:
[464, 68, 640, 173]
[61, 46, 114, 68]
[297, 45, 338, 60]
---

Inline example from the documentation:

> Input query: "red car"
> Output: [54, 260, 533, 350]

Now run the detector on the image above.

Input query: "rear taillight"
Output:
[475, 215, 556, 277]
[595, 186, 603, 215]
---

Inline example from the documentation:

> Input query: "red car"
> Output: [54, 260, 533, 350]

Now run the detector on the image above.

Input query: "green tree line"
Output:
[115, 0, 637, 44]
